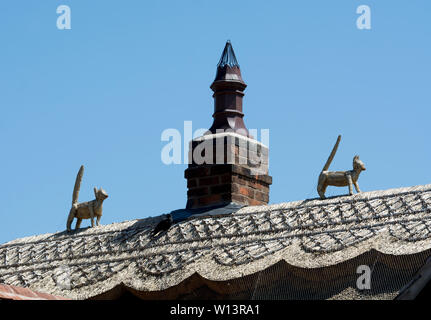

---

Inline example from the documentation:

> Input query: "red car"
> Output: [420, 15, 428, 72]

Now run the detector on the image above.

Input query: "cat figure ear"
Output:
[94, 187, 98, 197]
[353, 155, 360, 165]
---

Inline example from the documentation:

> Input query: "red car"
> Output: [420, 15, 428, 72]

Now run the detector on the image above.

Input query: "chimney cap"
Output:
[212, 40, 245, 86]
[216, 40, 240, 68]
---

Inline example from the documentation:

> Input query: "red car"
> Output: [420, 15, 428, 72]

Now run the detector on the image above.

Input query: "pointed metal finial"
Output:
[209, 41, 250, 137]
[217, 40, 240, 68]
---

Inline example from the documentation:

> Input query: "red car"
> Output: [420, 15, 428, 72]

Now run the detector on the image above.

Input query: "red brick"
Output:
[248, 199, 263, 206]
[210, 164, 233, 175]
[187, 179, 197, 188]
[199, 176, 219, 186]
[197, 194, 223, 206]
[220, 173, 231, 184]
[186, 198, 198, 208]
[232, 175, 249, 186]
[185, 162, 272, 209]
[211, 184, 231, 194]
[255, 191, 269, 202]
[232, 183, 240, 193]
[187, 187, 208, 197]
[239, 186, 254, 198]
[185, 167, 211, 179]
[232, 194, 247, 204]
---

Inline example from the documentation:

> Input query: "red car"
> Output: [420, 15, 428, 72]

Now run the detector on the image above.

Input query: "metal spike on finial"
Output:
[217, 40, 240, 68]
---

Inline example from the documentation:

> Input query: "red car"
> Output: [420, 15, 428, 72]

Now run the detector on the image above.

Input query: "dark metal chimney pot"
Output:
[208, 41, 250, 137]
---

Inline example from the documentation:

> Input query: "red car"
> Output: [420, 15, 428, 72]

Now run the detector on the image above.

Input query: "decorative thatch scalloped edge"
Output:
[25, 229, 431, 300]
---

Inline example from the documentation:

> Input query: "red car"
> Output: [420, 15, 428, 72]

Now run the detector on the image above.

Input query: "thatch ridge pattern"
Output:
[0, 184, 430, 299]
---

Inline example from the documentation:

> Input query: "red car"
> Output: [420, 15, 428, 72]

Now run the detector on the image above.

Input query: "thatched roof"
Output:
[1, 184, 431, 300]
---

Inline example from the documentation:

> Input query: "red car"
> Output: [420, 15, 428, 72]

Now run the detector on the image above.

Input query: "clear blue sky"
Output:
[1, 1, 430, 244]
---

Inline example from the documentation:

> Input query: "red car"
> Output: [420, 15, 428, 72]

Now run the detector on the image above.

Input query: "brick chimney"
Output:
[185, 41, 272, 209]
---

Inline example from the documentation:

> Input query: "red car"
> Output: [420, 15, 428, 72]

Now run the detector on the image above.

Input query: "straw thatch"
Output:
[0, 184, 430, 299]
